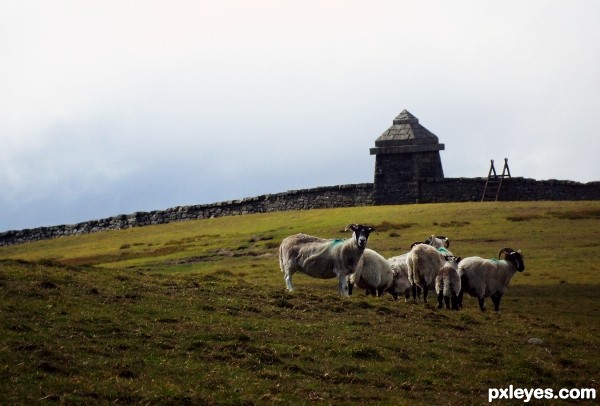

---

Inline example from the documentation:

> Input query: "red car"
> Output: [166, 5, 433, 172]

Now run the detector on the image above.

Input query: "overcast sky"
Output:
[1, 1, 599, 231]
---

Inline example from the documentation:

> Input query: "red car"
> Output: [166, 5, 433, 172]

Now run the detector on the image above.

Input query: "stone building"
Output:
[370, 110, 445, 204]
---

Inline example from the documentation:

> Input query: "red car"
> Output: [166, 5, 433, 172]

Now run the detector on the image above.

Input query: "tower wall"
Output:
[373, 151, 444, 204]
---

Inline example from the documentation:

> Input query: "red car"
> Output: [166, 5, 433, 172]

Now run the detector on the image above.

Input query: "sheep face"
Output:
[506, 251, 525, 272]
[346, 224, 374, 249]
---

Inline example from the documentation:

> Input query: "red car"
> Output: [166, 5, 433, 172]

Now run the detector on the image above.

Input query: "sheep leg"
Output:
[348, 282, 354, 296]
[478, 297, 486, 311]
[284, 270, 294, 291]
[337, 274, 350, 297]
[491, 292, 503, 312]
[389, 289, 399, 301]
[444, 295, 451, 309]
[411, 283, 418, 301]
[457, 289, 464, 310]
[451, 293, 459, 310]
[437, 292, 444, 309]
[422, 286, 429, 303]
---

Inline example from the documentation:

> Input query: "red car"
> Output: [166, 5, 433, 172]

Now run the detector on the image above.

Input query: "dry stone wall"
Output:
[1, 178, 599, 246]
[0, 184, 374, 246]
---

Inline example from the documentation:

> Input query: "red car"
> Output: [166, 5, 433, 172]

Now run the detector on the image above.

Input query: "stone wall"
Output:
[414, 177, 600, 204]
[1, 178, 599, 246]
[0, 184, 374, 246]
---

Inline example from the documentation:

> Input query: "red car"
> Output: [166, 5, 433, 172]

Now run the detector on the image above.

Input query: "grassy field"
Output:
[0, 201, 599, 404]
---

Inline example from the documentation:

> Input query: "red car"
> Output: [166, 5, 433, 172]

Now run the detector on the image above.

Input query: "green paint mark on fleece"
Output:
[437, 247, 450, 255]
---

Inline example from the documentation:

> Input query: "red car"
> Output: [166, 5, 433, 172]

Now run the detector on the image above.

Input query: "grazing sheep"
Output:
[387, 253, 415, 301]
[457, 248, 525, 312]
[407, 244, 457, 303]
[348, 249, 395, 298]
[279, 224, 374, 297]
[435, 257, 462, 310]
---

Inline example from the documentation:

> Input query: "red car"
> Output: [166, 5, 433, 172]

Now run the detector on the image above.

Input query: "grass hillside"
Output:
[1, 201, 599, 404]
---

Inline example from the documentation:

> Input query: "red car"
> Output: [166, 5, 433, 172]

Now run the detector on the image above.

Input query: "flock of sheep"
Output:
[279, 224, 525, 312]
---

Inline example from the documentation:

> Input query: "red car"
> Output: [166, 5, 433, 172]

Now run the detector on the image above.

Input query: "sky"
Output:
[1, 1, 599, 232]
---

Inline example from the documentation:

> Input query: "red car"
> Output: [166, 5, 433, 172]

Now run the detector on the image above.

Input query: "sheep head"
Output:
[345, 224, 375, 249]
[424, 235, 450, 249]
[412, 235, 451, 249]
[498, 248, 525, 272]
[438, 235, 450, 249]
[445, 255, 462, 264]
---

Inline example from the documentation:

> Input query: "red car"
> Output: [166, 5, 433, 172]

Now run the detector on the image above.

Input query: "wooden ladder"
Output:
[481, 158, 511, 202]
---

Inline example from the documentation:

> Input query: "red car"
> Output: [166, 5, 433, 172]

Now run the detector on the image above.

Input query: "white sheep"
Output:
[457, 248, 525, 311]
[435, 257, 462, 310]
[279, 224, 374, 297]
[387, 253, 414, 301]
[407, 244, 456, 303]
[348, 249, 395, 298]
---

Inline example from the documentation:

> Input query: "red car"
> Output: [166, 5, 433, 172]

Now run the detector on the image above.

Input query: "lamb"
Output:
[406, 243, 457, 303]
[435, 256, 462, 310]
[279, 224, 374, 297]
[457, 248, 525, 312]
[348, 249, 396, 298]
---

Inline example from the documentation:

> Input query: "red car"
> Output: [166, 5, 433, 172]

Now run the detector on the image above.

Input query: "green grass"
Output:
[1, 201, 599, 404]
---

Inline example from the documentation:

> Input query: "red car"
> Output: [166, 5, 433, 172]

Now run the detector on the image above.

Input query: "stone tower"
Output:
[370, 110, 445, 204]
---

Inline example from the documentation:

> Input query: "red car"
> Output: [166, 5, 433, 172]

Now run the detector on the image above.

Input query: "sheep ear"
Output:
[456, 256, 462, 263]
[345, 224, 357, 232]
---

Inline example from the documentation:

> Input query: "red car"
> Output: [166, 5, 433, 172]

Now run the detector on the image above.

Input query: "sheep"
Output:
[348, 249, 395, 298]
[279, 224, 374, 297]
[410, 235, 450, 250]
[435, 256, 462, 310]
[387, 254, 413, 301]
[406, 243, 457, 303]
[388, 235, 449, 301]
[457, 248, 525, 312]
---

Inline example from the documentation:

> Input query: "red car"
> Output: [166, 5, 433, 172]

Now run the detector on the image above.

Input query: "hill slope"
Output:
[0, 201, 599, 404]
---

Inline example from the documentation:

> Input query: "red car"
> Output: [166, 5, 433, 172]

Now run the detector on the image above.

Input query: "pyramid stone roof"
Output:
[370, 110, 444, 155]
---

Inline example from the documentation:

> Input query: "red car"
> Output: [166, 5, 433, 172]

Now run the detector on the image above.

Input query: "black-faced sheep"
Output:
[435, 256, 462, 310]
[457, 248, 525, 311]
[279, 224, 374, 297]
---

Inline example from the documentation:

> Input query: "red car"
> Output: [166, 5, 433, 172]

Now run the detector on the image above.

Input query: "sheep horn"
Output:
[497, 247, 514, 260]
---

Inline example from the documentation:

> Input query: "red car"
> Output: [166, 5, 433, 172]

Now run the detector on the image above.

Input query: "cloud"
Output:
[1, 1, 599, 231]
